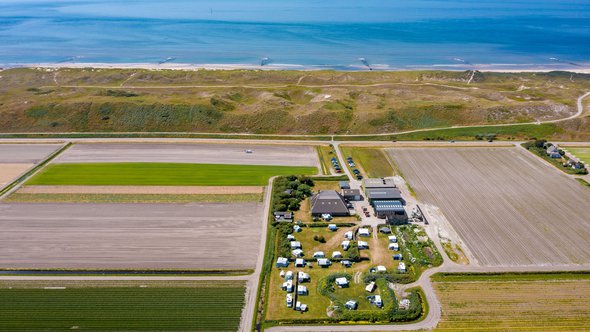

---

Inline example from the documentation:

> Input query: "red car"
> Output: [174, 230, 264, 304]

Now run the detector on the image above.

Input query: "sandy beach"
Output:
[4, 62, 590, 73]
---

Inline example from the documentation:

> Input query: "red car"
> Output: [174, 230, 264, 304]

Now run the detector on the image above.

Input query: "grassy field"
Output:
[564, 146, 590, 164]
[6, 192, 263, 203]
[28, 163, 316, 186]
[2, 68, 590, 140]
[316, 145, 338, 175]
[433, 272, 590, 331]
[340, 146, 394, 178]
[0, 280, 245, 331]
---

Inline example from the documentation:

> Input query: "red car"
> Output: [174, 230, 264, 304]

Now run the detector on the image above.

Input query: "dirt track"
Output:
[18, 185, 263, 194]
[0, 202, 263, 269]
[53, 143, 318, 166]
[388, 147, 590, 266]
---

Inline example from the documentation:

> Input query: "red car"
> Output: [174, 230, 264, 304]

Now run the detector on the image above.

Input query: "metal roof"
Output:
[362, 178, 396, 189]
[373, 200, 405, 212]
[366, 188, 402, 200]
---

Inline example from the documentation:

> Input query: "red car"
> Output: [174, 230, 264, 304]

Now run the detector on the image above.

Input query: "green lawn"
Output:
[28, 163, 317, 186]
[340, 146, 394, 178]
[564, 146, 590, 164]
[6, 193, 263, 203]
[0, 280, 245, 331]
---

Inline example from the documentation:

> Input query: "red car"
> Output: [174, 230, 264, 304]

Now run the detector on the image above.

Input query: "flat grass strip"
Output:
[0, 283, 245, 331]
[564, 146, 590, 164]
[5, 192, 263, 203]
[27, 162, 316, 186]
[340, 146, 394, 178]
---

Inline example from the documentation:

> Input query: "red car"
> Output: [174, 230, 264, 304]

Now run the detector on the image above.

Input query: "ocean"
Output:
[1, 0, 589, 70]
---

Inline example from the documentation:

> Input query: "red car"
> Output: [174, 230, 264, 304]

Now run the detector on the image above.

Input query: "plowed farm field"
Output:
[433, 273, 590, 331]
[388, 147, 590, 266]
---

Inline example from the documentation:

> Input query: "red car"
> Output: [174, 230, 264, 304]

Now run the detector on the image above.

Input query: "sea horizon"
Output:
[1, 0, 590, 71]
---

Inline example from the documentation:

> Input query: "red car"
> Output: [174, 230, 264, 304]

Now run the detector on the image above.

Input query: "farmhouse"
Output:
[274, 211, 293, 222]
[342, 189, 362, 201]
[310, 190, 349, 216]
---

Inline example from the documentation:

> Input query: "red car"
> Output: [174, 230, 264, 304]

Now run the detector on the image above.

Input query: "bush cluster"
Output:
[272, 175, 314, 212]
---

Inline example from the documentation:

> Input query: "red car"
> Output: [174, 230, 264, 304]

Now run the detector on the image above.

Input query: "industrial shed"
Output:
[373, 200, 408, 224]
[342, 189, 362, 201]
[366, 187, 405, 204]
[362, 178, 396, 189]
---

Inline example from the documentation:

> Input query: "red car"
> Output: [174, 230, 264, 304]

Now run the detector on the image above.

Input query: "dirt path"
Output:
[18, 185, 264, 194]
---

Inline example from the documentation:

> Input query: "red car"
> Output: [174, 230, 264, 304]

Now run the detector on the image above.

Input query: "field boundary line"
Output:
[0, 142, 71, 200]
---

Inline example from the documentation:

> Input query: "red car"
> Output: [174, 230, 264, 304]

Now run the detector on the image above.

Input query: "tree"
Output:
[297, 184, 312, 196]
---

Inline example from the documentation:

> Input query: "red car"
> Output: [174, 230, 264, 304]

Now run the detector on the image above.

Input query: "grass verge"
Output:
[6, 192, 263, 203]
[27, 163, 317, 186]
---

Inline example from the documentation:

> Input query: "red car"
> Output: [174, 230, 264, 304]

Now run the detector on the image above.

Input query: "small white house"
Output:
[298, 271, 310, 283]
[376, 265, 386, 273]
[317, 258, 331, 267]
[285, 271, 293, 281]
[341, 240, 350, 250]
[276, 257, 289, 268]
[290, 241, 301, 249]
[397, 262, 407, 273]
[335, 277, 349, 288]
[365, 281, 376, 293]
[358, 228, 371, 237]
[293, 225, 302, 233]
[388, 235, 397, 243]
[295, 258, 306, 267]
[295, 301, 308, 312]
[313, 251, 325, 258]
[286, 294, 293, 307]
[328, 224, 338, 231]
[358, 241, 369, 249]
[281, 280, 293, 293]
[332, 251, 343, 259]
[374, 295, 383, 308]
[344, 231, 354, 240]
[345, 300, 358, 310]
[297, 285, 308, 295]
[292, 249, 304, 257]
[388, 243, 399, 251]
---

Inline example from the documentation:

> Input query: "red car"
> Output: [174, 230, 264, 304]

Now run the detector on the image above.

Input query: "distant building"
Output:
[366, 187, 404, 204]
[373, 200, 408, 224]
[310, 190, 349, 217]
[274, 211, 293, 222]
[342, 189, 362, 201]
[362, 178, 396, 190]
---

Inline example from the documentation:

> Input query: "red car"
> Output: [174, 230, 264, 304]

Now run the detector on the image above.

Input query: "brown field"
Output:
[0, 144, 62, 164]
[53, 143, 319, 167]
[433, 273, 590, 331]
[18, 185, 263, 194]
[388, 147, 590, 266]
[0, 164, 32, 187]
[0, 202, 263, 269]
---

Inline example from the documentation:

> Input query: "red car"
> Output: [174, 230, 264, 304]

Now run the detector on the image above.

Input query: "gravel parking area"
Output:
[0, 202, 263, 269]
[388, 147, 590, 266]
[53, 143, 318, 167]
